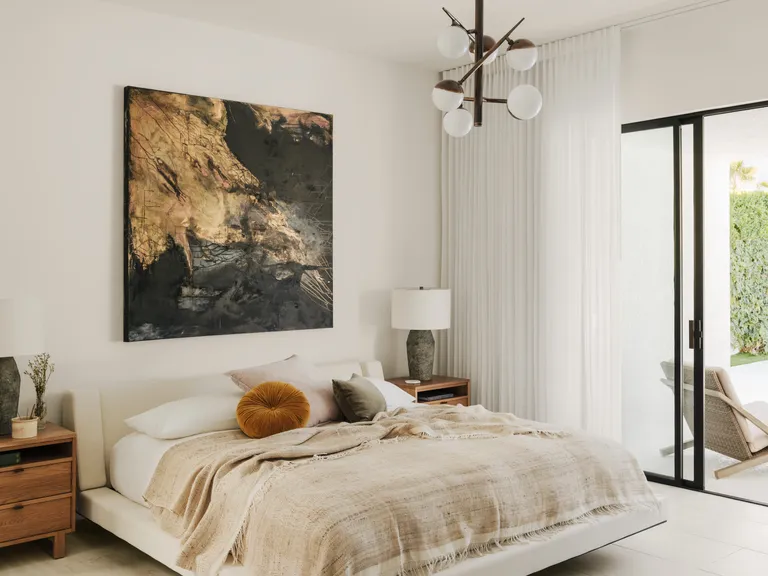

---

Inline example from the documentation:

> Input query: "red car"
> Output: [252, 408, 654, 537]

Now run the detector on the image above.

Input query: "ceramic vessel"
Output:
[11, 417, 39, 439]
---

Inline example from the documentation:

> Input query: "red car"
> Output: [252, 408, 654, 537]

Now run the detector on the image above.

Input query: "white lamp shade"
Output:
[507, 84, 543, 120]
[431, 80, 464, 112]
[483, 48, 498, 66]
[437, 26, 469, 59]
[391, 288, 451, 330]
[505, 42, 538, 71]
[0, 299, 45, 357]
[443, 108, 473, 138]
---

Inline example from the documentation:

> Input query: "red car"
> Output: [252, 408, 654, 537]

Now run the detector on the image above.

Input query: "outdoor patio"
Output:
[646, 361, 768, 503]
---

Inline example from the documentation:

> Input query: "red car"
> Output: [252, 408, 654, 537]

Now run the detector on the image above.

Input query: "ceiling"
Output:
[103, 0, 720, 71]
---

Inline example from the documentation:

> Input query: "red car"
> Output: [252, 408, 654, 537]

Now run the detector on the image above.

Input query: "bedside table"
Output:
[0, 424, 76, 559]
[388, 376, 471, 406]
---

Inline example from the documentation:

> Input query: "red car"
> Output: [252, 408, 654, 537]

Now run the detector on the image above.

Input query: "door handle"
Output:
[689, 319, 702, 351]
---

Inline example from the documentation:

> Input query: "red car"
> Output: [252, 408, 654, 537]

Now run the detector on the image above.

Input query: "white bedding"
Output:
[110, 425, 342, 506]
[110, 431, 213, 507]
[110, 404, 430, 507]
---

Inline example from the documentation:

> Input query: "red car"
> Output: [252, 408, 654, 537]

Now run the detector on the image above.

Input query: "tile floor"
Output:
[1, 483, 767, 575]
[539, 483, 768, 576]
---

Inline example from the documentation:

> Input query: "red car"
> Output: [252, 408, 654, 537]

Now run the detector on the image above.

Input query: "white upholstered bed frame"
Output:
[62, 359, 666, 576]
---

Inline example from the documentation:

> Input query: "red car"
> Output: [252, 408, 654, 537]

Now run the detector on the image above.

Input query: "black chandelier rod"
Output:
[474, 0, 484, 126]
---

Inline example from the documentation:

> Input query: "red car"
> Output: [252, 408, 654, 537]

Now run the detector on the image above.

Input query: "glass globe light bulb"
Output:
[437, 26, 470, 59]
[506, 39, 538, 71]
[431, 80, 464, 112]
[470, 35, 498, 67]
[443, 108, 473, 138]
[507, 85, 542, 121]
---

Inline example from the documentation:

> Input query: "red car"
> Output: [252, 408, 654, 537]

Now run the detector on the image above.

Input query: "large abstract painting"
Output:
[124, 87, 333, 342]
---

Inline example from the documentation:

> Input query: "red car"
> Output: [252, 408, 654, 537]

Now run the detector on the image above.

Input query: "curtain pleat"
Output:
[437, 27, 622, 439]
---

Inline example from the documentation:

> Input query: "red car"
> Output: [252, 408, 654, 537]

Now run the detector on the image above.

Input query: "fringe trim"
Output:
[410, 428, 567, 441]
[399, 502, 660, 576]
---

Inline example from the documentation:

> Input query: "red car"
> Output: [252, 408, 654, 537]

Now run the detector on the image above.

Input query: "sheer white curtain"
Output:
[436, 27, 621, 439]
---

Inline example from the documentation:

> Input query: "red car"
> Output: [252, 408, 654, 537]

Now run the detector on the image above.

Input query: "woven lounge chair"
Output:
[659, 361, 768, 479]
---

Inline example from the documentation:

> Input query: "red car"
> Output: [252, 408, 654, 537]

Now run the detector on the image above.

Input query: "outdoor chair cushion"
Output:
[743, 400, 768, 453]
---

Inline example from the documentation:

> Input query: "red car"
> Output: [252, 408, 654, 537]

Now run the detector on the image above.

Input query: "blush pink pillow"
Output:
[227, 355, 340, 427]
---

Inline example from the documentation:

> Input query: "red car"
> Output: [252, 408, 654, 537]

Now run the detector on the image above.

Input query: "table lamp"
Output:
[391, 288, 451, 381]
[0, 299, 45, 435]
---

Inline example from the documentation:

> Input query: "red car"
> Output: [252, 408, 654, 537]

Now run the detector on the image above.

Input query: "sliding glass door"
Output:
[621, 126, 679, 480]
[702, 107, 768, 504]
[621, 118, 704, 490]
[623, 101, 768, 504]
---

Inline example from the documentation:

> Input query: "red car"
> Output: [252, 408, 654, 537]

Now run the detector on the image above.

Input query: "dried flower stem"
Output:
[24, 353, 54, 407]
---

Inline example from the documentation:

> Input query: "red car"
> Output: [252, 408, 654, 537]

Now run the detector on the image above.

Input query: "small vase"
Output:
[33, 400, 47, 430]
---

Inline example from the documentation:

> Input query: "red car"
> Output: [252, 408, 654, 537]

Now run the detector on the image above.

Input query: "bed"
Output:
[62, 359, 666, 576]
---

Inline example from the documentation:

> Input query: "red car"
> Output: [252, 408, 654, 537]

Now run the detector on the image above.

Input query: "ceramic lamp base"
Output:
[406, 330, 435, 381]
[0, 357, 21, 436]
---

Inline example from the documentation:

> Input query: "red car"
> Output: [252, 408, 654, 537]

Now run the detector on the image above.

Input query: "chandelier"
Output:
[432, 0, 542, 137]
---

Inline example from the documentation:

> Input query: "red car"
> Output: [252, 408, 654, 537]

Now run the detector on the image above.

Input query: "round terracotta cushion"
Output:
[236, 381, 310, 439]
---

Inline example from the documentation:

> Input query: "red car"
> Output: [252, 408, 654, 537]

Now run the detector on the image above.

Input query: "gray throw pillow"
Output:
[332, 374, 387, 423]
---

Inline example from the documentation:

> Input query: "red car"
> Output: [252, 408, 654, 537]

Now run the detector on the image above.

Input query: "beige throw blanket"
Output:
[144, 405, 658, 576]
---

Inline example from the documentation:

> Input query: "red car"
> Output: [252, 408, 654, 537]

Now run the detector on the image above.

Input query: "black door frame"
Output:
[622, 99, 768, 504]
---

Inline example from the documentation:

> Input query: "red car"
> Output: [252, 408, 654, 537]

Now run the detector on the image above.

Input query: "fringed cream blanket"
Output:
[144, 405, 658, 576]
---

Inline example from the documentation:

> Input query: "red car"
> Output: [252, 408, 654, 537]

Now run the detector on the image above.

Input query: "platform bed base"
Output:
[78, 487, 667, 576]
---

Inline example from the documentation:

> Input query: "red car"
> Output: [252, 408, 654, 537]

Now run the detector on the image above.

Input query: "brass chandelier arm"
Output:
[463, 97, 507, 104]
[441, 7, 476, 41]
[458, 17, 525, 85]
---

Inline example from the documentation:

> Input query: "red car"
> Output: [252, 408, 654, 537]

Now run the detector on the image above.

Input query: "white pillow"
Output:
[125, 395, 241, 439]
[228, 355, 341, 426]
[361, 376, 417, 410]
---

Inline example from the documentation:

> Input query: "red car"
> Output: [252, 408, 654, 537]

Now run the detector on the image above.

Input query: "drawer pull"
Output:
[13, 468, 24, 474]
[13, 504, 24, 511]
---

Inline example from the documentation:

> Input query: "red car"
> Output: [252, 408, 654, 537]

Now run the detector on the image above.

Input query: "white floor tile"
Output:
[615, 522, 740, 568]
[673, 507, 768, 554]
[707, 548, 768, 576]
[552, 545, 714, 576]
[654, 482, 768, 526]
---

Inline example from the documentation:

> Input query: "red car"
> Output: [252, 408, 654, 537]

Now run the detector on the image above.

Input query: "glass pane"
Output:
[704, 107, 768, 503]
[621, 127, 677, 477]
[681, 123, 695, 483]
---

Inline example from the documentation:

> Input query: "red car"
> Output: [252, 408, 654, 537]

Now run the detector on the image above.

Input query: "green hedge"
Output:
[731, 191, 768, 353]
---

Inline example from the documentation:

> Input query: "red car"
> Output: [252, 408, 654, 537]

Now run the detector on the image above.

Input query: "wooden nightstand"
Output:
[388, 376, 471, 406]
[0, 424, 76, 559]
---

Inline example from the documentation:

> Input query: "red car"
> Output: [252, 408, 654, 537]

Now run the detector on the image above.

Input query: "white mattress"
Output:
[110, 431, 213, 507]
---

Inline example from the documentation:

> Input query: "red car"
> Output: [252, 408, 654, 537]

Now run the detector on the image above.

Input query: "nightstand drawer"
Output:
[425, 396, 468, 406]
[0, 496, 71, 542]
[0, 462, 72, 505]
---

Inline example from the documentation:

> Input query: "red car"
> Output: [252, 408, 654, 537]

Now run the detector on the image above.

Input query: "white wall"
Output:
[622, 0, 768, 123]
[0, 0, 441, 420]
